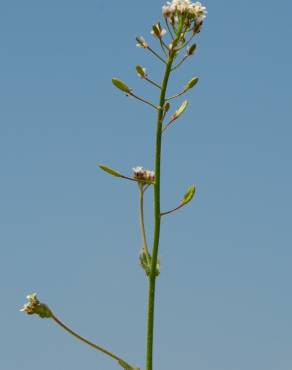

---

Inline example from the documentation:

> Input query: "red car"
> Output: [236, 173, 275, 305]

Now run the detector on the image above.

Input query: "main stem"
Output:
[146, 44, 180, 370]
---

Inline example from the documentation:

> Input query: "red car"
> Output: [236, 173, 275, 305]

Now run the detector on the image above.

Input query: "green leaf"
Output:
[181, 185, 196, 205]
[98, 164, 122, 178]
[112, 78, 132, 94]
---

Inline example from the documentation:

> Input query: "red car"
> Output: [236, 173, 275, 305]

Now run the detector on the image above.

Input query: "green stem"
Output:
[139, 185, 151, 263]
[51, 314, 133, 369]
[146, 20, 185, 370]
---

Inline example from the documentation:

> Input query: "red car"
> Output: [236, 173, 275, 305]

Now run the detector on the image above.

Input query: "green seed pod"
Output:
[112, 78, 132, 94]
[136, 65, 146, 78]
[187, 77, 199, 89]
[98, 164, 122, 178]
[181, 185, 196, 206]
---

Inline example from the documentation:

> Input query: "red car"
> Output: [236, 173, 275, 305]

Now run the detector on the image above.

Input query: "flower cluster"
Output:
[162, 0, 207, 24]
[133, 166, 155, 182]
[20, 293, 53, 318]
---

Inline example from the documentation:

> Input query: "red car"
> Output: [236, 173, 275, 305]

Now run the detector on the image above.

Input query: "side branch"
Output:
[51, 314, 135, 370]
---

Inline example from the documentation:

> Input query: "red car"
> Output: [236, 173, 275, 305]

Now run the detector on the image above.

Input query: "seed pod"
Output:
[112, 78, 132, 94]
[136, 65, 146, 79]
[98, 164, 122, 178]
[181, 185, 196, 206]
[183, 77, 199, 93]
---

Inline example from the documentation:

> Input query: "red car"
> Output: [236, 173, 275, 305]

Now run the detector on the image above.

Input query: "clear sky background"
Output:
[1, 1, 291, 370]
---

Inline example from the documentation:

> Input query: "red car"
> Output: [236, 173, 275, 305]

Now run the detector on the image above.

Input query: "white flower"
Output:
[20, 293, 53, 318]
[151, 23, 167, 39]
[136, 36, 148, 48]
[162, 0, 207, 22]
[20, 293, 39, 314]
[133, 167, 155, 182]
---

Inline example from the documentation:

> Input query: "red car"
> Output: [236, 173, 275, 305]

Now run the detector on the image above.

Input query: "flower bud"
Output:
[151, 23, 167, 39]
[187, 44, 197, 56]
[136, 36, 148, 48]
[163, 102, 170, 114]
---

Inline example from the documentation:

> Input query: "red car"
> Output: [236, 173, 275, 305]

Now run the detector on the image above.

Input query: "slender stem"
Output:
[139, 185, 151, 263]
[51, 314, 133, 369]
[119, 174, 154, 185]
[147, 46, 166, 64]
[161, 203, 185, 216]
[146, 19, 185, 370]
[171, 55, 189, 71]
[129, 92, 158, 110]
[159, 39, 167, 56]
[166, 86, 187, 101]
[145, 77, 162, 90]
[165, 18, 174, 40]
[162, 119, 176, 133]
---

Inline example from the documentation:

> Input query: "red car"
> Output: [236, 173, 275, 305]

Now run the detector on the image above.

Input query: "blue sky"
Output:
[1, 1, 292, 370]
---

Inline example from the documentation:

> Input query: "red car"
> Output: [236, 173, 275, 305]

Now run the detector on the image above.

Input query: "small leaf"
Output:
[112, 78, 132, 94]
[98, 164, 122, 178]
[181, 185, 196, 205]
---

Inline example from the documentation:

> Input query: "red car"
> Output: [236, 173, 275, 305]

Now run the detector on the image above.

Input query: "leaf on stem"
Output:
[181, 185, 196, 206]
[112, 78, 132, 94]
[98, 164, 123, 178]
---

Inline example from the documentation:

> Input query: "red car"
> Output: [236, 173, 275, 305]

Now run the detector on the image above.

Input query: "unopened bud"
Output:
[187, 44, 197, 56]
[163, 102, 170, 114]
[151, 23, 167, 39]
[136, 36, 148, 49]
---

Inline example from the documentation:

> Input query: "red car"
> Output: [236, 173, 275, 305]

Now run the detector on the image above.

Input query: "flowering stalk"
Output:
[21, 2, 207, 370]
[146, 18, 186, 370]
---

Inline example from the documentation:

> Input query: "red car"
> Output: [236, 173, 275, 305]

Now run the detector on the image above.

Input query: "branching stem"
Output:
[139, 184, 151, 264]
[129, 92, 158, 110]
[147, 46, 167, 64]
